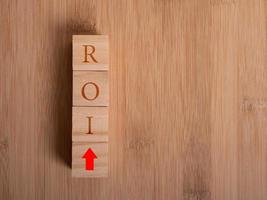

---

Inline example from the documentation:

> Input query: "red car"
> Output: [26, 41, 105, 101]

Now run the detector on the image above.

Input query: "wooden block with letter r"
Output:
[73, 35, 109, 71]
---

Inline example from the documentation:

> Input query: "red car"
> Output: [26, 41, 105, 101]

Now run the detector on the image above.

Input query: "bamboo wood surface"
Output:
[0, 0, 267, 199]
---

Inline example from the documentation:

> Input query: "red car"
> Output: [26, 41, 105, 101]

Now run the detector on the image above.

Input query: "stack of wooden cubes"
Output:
[72, 35, 109, 177]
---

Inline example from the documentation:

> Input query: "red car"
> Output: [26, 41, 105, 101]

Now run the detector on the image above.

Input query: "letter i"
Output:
[86, 116, 93, 134]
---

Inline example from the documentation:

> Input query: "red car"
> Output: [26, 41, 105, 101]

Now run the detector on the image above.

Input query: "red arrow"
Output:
[82, 148, 97, 170]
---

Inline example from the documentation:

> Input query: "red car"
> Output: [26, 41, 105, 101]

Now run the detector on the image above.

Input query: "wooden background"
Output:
[0, 0, 267, 199]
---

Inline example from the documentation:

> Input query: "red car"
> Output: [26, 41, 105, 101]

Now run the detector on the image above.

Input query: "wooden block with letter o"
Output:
[72, 35, 109, 178]
[73, 71, 109, 107]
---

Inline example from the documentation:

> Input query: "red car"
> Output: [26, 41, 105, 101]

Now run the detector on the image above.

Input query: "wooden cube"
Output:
[72, 107, 108, 142]
[73, 35, 109, 71]
[72, 142, 108, 177]
[73, 71, 109, 107]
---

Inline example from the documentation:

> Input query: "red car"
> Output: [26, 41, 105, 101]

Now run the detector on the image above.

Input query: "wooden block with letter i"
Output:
[72, 107, 108, 142]
[72, 35, 109, 178]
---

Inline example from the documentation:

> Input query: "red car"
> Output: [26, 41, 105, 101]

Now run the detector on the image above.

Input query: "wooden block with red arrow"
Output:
[72, 142, 108, 177]
[72, 35, 109, 178]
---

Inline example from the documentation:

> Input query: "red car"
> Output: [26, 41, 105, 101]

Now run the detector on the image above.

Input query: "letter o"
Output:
[81, 82, 100, 101]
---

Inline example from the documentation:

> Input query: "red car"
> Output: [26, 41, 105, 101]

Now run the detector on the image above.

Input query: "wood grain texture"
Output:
[0, 0, 267, 199]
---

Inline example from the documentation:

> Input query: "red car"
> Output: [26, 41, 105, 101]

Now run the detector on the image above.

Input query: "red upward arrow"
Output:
[82, 148, 97, 170]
